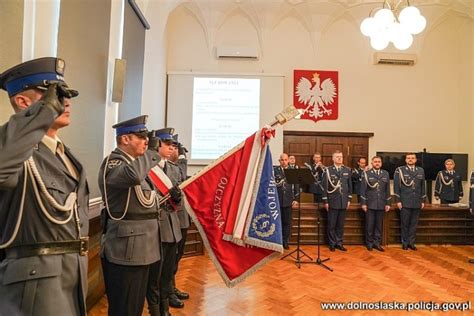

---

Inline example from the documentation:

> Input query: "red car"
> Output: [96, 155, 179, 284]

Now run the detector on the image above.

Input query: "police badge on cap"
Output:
[153, 127, 175, 143]
[0, 57, 78, 98]
[113, 115, 149, 136]
[172, 134, 179, 146]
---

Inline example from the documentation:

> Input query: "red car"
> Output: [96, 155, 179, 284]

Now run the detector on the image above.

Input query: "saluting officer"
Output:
[434, 159, 463, 204]
[0, 57, 89, 315]
[352, 157, 367, 202]
[360, 156, 391, 252]
[147, 128, 182, 316]
[322, 150, 352, 252]
[393, 153, 426, 251]
[306, 152, 325, 203]
[99, 115, 162, 316]
[274, 153, 300, 250]
[170, 135, 191, 305]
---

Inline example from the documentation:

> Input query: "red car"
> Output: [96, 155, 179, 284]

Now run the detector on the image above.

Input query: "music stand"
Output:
[301, 203, 333, 272]
[280, 168, 313, 268]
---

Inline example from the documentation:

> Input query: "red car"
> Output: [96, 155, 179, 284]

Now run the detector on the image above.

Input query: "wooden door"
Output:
[283, 131, 374, 169]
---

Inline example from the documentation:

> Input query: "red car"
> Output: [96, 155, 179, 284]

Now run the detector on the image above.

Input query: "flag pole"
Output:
[180, 105, 300, 188]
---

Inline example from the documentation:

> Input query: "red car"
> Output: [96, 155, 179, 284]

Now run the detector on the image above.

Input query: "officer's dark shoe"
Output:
[374, 245, 385, 252]
[335, 245, 347, 252]
[283, 243, 290, 250]
[174, 287, 189, 300]
[160, 300, 172, 316]
[402, 245, 408, 250]
[366, 246, 373, 251]
[169, 294, 184, 308]
[408, 244, 417, 251]
[329, 245, 335, 252]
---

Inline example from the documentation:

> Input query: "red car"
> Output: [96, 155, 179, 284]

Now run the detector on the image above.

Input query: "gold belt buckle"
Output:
[80, 237, 89, 256]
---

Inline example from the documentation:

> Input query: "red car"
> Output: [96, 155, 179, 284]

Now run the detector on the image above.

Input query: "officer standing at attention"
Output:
[307, 152, 325, 203]
[99, 115, 162, 316]
[470, 171, 474, 213]
[360, 156, 391, 252]
[322, 150, 352, 252]
[393, 153, 426, 251]
[352, 157, 367, 202]
[170, 135, 191, 306]
[147, 128, 182, 316]
[274, 153, 299, 250]
[434, 159, 463, 204]
[0, 57, 89, 315]
[469, 171, 474, 264]
[288, 155, 299, 169]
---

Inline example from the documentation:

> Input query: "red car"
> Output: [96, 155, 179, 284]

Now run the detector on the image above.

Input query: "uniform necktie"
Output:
[162, 161, 168, 173]
[56, 141, 78, 179]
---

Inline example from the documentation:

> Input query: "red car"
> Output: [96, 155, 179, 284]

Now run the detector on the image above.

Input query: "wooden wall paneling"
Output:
[347, 137, 369, 167]
[317, 137, 345, 166]
[283, 135, 315, 167]
[86, 205, 105, 311]
[290, 204, 474, 247]
[283, 131, 373, 169]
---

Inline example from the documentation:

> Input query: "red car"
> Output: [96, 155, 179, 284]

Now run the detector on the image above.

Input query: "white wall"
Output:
[140, 1, 473, 201]
[157, 2, 472, 159]
[0, 0, 23, 118]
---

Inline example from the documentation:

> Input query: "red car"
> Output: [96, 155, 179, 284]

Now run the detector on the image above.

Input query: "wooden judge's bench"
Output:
[290, 203, 474, 246]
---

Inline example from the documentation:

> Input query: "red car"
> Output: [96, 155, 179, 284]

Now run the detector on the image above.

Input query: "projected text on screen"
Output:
[191, 77, 260, 160]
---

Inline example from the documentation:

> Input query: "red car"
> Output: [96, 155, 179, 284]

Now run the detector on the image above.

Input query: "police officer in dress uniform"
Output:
[322, 150, 352, 252]
[470, 171, 474, 213]
[434, 159, 463, 204]
[306, 152, 325, 203]
[146, 127, 182, 316]
[469, 171, 474, 263]
[360, 156, 391, 252]
[393, 153, 426, 251]
[274, 153, 299, 250]
[0, 57, 89, 315]
[352, 157, 367, 202]
[288, 155, 299, 169]
[99, 115, 162, 316]
[169, 135, 190, 306]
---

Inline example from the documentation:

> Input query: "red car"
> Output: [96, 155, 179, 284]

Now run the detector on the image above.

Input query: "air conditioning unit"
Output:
[373, 52, 417, 66]
[216, 45, 259, 59]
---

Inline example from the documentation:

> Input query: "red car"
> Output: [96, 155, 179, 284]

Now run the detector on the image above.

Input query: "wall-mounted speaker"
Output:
[112, 58, 127, 103]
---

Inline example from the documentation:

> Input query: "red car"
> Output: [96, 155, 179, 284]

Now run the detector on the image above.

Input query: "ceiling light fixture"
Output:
[360, 0, 426, 51]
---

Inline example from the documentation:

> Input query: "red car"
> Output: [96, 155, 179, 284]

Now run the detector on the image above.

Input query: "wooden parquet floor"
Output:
[89, 245, 474, 316]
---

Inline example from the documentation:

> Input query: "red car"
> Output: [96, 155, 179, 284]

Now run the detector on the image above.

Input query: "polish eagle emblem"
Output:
[295, 72, 337, 119]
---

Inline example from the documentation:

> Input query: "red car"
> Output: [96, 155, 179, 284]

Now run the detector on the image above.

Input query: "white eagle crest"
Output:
[296, 72, 337, 118]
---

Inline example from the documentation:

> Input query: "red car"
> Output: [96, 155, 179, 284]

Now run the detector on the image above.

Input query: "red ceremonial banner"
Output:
[293, 70, 339, 122]
[180, 131, 279, 287]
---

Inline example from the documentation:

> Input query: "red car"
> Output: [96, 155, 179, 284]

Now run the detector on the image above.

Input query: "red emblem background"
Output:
[293, 69, 339, 123]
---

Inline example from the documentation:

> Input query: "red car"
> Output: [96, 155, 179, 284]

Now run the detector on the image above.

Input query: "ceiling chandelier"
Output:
[360, 0, 427, 51]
